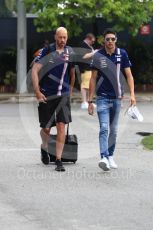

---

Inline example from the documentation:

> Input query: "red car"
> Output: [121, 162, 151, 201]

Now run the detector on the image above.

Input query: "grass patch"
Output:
[141, 134, 153, 150]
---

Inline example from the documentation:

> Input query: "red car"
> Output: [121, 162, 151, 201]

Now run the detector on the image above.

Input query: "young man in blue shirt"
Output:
[32, 27, 75, 171]
[88, 28, 136, 171]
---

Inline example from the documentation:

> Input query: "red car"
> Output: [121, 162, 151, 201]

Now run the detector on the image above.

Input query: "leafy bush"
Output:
[142, 135, 153, 150]
[0, 47, 16, 86]
[127, 38, 153, 85]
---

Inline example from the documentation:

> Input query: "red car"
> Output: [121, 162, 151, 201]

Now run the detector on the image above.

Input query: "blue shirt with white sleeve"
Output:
[35, 43, 75, 97]
[92, 47, 132, 98]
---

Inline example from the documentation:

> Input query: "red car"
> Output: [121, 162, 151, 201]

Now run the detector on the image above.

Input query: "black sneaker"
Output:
[55, 160, 65, 172]
[41, 148, 50, 165]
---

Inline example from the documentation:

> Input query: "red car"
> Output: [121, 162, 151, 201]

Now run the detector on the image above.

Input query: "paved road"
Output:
[0, 101, 153, 230]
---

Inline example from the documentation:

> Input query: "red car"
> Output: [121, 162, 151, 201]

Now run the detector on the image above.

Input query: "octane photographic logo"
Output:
[19, 47, 129, 159]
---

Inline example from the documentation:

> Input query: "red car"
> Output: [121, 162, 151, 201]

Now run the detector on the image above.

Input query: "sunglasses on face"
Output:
[105, 37, 116, 42]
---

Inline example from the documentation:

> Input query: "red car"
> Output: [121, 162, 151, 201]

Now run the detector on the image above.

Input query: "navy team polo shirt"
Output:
[35, 43, 75, 97]
[92, 47, 132, 98]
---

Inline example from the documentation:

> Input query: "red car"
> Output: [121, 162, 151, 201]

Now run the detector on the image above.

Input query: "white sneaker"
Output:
[81, 102, 88, 109]
[108, 156, 118, 169]
[98, 157, 110, 171]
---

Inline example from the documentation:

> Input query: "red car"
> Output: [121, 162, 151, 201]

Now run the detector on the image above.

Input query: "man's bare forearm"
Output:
[70, 67, 75, 94]
[127, 75, 135, 96]
[89, 70, 97, 101]
[31, 63, 42, 93]
[124, 67, 136, 105]
[31, 63, 47, 102]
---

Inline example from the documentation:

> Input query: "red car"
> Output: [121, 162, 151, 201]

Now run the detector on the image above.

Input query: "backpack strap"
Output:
[116, 48, 122, 98]
[57, 47, 69, 96]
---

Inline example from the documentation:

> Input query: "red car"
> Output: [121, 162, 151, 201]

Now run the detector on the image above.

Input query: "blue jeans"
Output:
[96, 96, 121, 158]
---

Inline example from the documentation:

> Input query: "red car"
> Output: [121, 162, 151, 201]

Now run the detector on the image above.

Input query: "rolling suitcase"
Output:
[48, 124, 78, 163]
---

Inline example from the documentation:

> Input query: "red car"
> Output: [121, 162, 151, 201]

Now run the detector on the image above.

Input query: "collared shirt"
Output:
[92, 47, 132, 98]
[35, 43, 75, 97]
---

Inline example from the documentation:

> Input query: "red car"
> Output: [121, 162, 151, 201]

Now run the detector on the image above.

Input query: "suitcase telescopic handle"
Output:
[65, 123, 69, 142]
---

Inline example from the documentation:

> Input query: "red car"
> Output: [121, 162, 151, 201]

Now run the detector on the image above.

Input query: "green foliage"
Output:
[127, 38, 153, 85]
[24, 0, 153, 36]
[0, 47, 17, 85]
[142, 135, 153, 150]
[4, 71, 16, 86]
[97, 35, 104, 46]
[3, 47, 16, 57]
[0, 0, 12, 17]
[5, 0, 16, 12]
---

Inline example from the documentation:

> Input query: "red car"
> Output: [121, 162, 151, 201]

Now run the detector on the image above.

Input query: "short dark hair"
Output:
[103, 28, 117, 38]
[85, 33, 95, 40]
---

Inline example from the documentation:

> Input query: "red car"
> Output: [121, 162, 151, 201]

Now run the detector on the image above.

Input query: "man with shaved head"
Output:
[32, 27, 75, 171]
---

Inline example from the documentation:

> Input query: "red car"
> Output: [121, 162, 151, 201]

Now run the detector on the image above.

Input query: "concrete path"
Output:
[0, 100, 153, 230]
